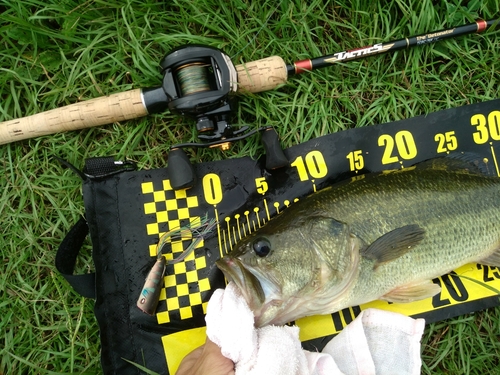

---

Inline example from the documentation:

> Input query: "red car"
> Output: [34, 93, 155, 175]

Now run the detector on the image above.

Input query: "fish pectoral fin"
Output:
[381, 280, 441, 303]
[360, 224, 425, 269]
[479, 248, 500, 268]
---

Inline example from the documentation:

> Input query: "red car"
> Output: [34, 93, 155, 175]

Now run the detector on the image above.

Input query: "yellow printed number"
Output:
[435, 131, 458, 153]
[471, 111, 500, 144]
[290, 151, 328, 181]
[346, 150, 364, 171]
[202, 173, 223, 205]
[255, 177, 268, 195]
[378, 131, 417, 165]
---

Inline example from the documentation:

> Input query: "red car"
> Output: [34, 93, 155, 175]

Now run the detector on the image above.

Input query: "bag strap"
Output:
[54, 157, 136, 299]
[55, 217, 96, 299]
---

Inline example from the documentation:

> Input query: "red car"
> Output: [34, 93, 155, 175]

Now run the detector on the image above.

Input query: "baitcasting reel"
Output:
[143, 45, 288, 190]
[157, 44, 239, 143]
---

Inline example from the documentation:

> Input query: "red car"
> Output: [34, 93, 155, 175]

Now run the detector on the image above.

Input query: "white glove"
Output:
[205, 282, 424, 375]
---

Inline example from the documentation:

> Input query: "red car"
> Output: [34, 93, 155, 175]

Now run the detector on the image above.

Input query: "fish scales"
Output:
[217, 159, 500, 326]
[292, 168, 500, 308]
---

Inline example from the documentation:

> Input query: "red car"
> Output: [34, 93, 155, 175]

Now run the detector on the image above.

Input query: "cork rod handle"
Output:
[235, 55, 288, 93]
[0, 89, 148, 145]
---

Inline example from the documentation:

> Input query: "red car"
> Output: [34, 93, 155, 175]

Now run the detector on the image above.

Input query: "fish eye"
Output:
[252, 238, 271, 257]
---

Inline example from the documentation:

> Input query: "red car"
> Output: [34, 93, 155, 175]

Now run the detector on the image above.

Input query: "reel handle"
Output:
[0, 89, 147, 145]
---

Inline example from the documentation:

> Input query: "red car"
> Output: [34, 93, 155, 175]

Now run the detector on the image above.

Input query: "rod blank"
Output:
[289, 19, 499, 74]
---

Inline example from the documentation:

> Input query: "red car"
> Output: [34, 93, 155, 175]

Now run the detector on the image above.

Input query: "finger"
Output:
[201, 339, 235, 375]
[175, 345, 204, 375]
[203, 338, 224, 355]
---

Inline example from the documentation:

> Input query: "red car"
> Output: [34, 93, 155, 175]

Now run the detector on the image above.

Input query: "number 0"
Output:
[305, 151, 328, 178]
[395, 131, 417, 159]
[202, 173, 223, 205]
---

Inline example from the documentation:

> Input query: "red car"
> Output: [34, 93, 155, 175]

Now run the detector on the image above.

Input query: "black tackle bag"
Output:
[56, 99, 500, 374]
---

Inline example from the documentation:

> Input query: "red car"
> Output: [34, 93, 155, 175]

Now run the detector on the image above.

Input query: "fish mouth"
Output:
[216, 257, 281, 320]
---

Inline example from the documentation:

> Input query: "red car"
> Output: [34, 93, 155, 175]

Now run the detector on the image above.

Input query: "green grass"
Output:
[0, 0, 499, 373]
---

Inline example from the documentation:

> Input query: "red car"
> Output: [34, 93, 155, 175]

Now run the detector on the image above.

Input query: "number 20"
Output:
[378, 131, 417, 165]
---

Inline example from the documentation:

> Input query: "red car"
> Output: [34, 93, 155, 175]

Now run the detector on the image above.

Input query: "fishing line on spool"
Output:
[176, 62, 213, 96]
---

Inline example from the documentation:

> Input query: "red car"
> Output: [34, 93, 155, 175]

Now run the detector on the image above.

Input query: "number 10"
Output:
[290, 151, 328, 181]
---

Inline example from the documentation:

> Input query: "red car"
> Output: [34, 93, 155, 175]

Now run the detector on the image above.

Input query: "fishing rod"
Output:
[0, 18, 498, 149]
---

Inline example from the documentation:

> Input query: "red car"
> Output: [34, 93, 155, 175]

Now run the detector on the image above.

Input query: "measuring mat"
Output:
[70, 99, 500, 374]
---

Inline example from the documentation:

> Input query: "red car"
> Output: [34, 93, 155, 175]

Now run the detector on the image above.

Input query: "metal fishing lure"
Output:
[136, 216, 217, 315]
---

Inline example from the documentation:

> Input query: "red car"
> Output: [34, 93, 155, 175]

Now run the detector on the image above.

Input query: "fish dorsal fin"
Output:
[360, 224, 425, 269]
[415, 153, 495, 176]
[479, 249, 500, 268]
[381, 279, 441, 303]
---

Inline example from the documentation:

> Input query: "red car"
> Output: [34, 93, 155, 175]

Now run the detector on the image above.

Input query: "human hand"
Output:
[175, 338, 235, 375]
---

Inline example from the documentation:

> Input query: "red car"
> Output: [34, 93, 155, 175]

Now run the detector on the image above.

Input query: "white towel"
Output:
[205, 282, 425, 375]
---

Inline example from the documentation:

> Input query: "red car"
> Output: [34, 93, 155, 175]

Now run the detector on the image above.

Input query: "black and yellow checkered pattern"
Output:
[141, 179, 211, 324]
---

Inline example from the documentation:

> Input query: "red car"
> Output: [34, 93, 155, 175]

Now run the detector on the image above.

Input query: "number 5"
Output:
[255, 177, 268, 195]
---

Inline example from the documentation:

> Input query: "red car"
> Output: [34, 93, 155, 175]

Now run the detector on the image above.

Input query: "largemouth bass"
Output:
[216, 156, 500, 327]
